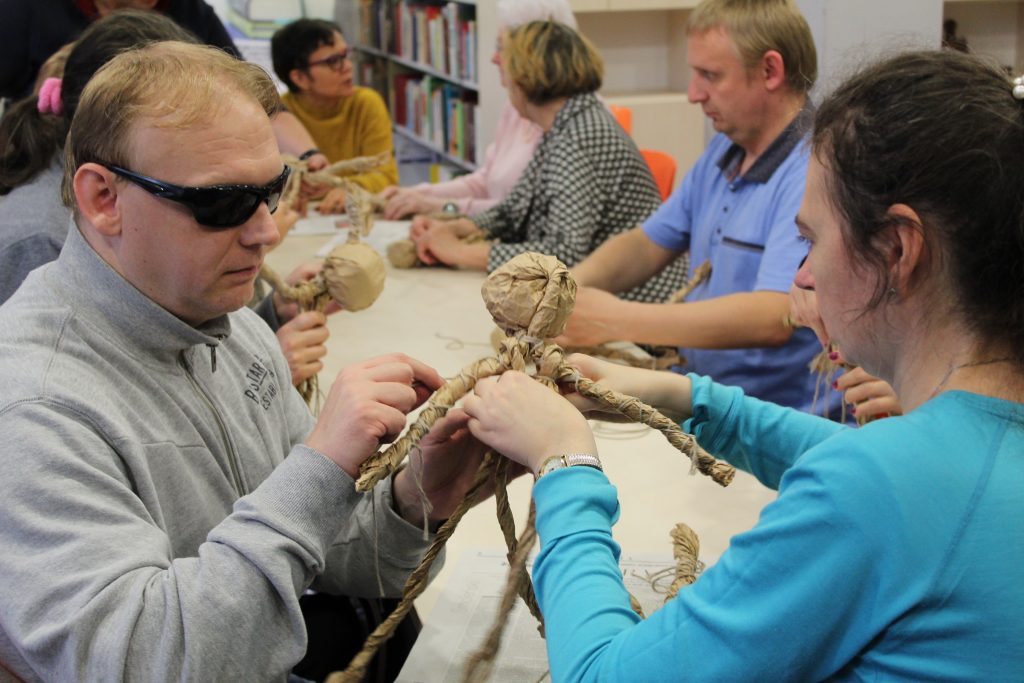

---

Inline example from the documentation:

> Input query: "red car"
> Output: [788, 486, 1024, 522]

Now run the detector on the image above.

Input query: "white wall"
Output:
[796, 0, 944, 97]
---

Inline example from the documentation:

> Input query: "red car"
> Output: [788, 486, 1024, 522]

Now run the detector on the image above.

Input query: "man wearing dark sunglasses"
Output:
[271, 18, 399, 215]
[0, 41, 491, 682]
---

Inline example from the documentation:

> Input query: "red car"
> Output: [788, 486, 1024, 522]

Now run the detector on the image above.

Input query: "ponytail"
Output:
[0, 95, 68, 195]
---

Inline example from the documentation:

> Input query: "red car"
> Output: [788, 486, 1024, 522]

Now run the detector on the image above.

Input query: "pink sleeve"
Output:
[409, 101, 540, 213]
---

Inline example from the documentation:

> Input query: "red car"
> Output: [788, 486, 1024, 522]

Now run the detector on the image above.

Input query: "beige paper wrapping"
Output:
[323, 242, 386, 312]
[481, 253, 576, 339]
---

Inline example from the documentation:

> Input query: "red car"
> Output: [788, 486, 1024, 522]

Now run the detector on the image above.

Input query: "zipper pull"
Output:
[208, 344, 217, 373]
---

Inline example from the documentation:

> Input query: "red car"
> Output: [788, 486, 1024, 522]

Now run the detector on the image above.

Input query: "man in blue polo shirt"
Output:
[562, 0, 831, 415]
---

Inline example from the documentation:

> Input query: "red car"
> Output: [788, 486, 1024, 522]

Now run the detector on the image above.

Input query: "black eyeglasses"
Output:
[99, 163, 290, 229]
[306, 49, 350, 72]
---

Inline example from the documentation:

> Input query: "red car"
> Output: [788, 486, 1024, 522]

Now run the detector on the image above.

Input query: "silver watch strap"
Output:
[536, 453, 602, 479]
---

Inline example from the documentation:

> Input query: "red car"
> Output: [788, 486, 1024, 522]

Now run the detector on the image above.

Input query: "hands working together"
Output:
[306, 351, 695, 515]
[379, 186, 447, 220]
[406, 215, 486, 268]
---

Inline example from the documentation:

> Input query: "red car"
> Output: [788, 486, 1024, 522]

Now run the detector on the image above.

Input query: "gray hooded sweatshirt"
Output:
[0, 227, 437, 681]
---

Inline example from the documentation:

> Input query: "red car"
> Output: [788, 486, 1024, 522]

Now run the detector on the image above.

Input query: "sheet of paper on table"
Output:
[288, 212, 340, 236]
[397, 546, 714, 683]
[313, 219, 412, 257]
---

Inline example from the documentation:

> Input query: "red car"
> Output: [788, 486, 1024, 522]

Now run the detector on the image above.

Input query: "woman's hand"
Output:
[788, 283, 829, 346]
[392, 408, 527, 526]
[382, 187, 445, 220]
[317, 187, 347, 215]
[836, 366, 902, 420]
[562, 354, 694, 424]
[464, 371, 597, 475]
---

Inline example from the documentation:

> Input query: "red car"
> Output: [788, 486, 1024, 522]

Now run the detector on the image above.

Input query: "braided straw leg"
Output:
[461, 504, 540, 683]
[356, 357, 505, 491]
[494, 458, 544, 628]
[326, 452, 501, 683]
[666, 522, 701, 601]
[558, 368, 735, 487]
[667, 259, 712, 304]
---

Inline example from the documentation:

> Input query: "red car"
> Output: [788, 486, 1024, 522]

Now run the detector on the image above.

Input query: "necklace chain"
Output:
[929, 356, 1020, 400]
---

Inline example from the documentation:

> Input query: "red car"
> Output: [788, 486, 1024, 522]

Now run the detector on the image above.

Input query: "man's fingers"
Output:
[426, 408, 471, 443]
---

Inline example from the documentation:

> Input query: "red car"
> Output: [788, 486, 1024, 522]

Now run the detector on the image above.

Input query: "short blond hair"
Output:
[62, 41, 281, 206]
[689, 0, 816, 94]
[504, 21, 602, 106]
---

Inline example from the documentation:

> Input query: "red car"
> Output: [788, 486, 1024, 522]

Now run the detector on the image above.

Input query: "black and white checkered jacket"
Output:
[473, 92, 687, 303]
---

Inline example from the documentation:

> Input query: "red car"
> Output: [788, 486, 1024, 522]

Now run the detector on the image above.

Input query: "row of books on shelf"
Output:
[393, 74, 477, 164]
[359, 0, 477, 84]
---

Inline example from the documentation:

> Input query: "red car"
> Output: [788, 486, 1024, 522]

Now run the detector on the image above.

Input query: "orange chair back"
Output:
[641, 149, 677, 201]
[608, 104, 633, 135]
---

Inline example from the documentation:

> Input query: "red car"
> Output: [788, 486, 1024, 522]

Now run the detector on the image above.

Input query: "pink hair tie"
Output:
[37, 77, 64, 116]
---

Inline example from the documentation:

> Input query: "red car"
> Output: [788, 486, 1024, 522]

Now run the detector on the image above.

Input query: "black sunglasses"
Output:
[306, 49, 350, 71]
[99, 163, 291, 229]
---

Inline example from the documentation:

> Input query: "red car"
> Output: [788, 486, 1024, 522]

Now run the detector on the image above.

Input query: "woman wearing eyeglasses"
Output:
[271, 19, 399, 215]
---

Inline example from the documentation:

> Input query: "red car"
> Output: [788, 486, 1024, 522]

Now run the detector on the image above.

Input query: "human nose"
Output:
[687, 77, 706, 104]
[241, 203, 281, 250]
[793, 254, 814, 291]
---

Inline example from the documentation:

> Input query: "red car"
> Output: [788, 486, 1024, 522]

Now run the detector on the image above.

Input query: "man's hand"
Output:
[381, 187, 445, 220]
[391, 408, 522, 527]
[272, 261, 342, 323]
[305, 354, 444, 477]
[317, 187, 347, 215]
[464, 372, 597, 475]
[555, 286, 626, 347]
[276, 311, 329, 387]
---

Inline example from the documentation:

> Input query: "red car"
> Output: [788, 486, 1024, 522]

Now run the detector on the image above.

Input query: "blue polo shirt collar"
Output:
[716, 103, 815, 184]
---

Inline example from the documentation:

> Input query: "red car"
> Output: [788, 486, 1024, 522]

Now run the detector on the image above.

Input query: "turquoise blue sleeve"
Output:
[532, 379, 888, 683]
[684, 373, 847, 489]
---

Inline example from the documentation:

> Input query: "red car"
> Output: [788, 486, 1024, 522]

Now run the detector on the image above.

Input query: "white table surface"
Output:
[264, 225, 778, 620]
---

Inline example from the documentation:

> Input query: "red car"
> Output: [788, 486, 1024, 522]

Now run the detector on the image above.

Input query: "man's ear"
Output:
[761, 50, 787, 92]
[883, 203, 927, 294]
[73, 163, 122, 237]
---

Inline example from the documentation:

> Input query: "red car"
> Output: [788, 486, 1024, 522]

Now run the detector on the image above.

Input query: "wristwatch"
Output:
[535, 453, 603, 479]
[441, 201, 459, 216]
[298, 147, 321, 161]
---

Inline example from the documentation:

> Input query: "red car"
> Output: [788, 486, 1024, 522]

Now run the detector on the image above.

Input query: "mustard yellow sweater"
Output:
[281, 87, 398, 192]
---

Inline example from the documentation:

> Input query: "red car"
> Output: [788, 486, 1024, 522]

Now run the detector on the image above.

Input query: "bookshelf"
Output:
[337, 0, 700, 180]
[339, 0, 500, 173]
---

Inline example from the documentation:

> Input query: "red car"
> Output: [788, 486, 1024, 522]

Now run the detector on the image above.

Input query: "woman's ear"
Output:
[73, 163, 123, 237]
[883, 203, 927, 295]
[289, 68, 310, 92]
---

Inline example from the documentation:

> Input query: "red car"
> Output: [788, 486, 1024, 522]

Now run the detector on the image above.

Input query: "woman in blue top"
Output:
[462, 48, 1024, 682]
